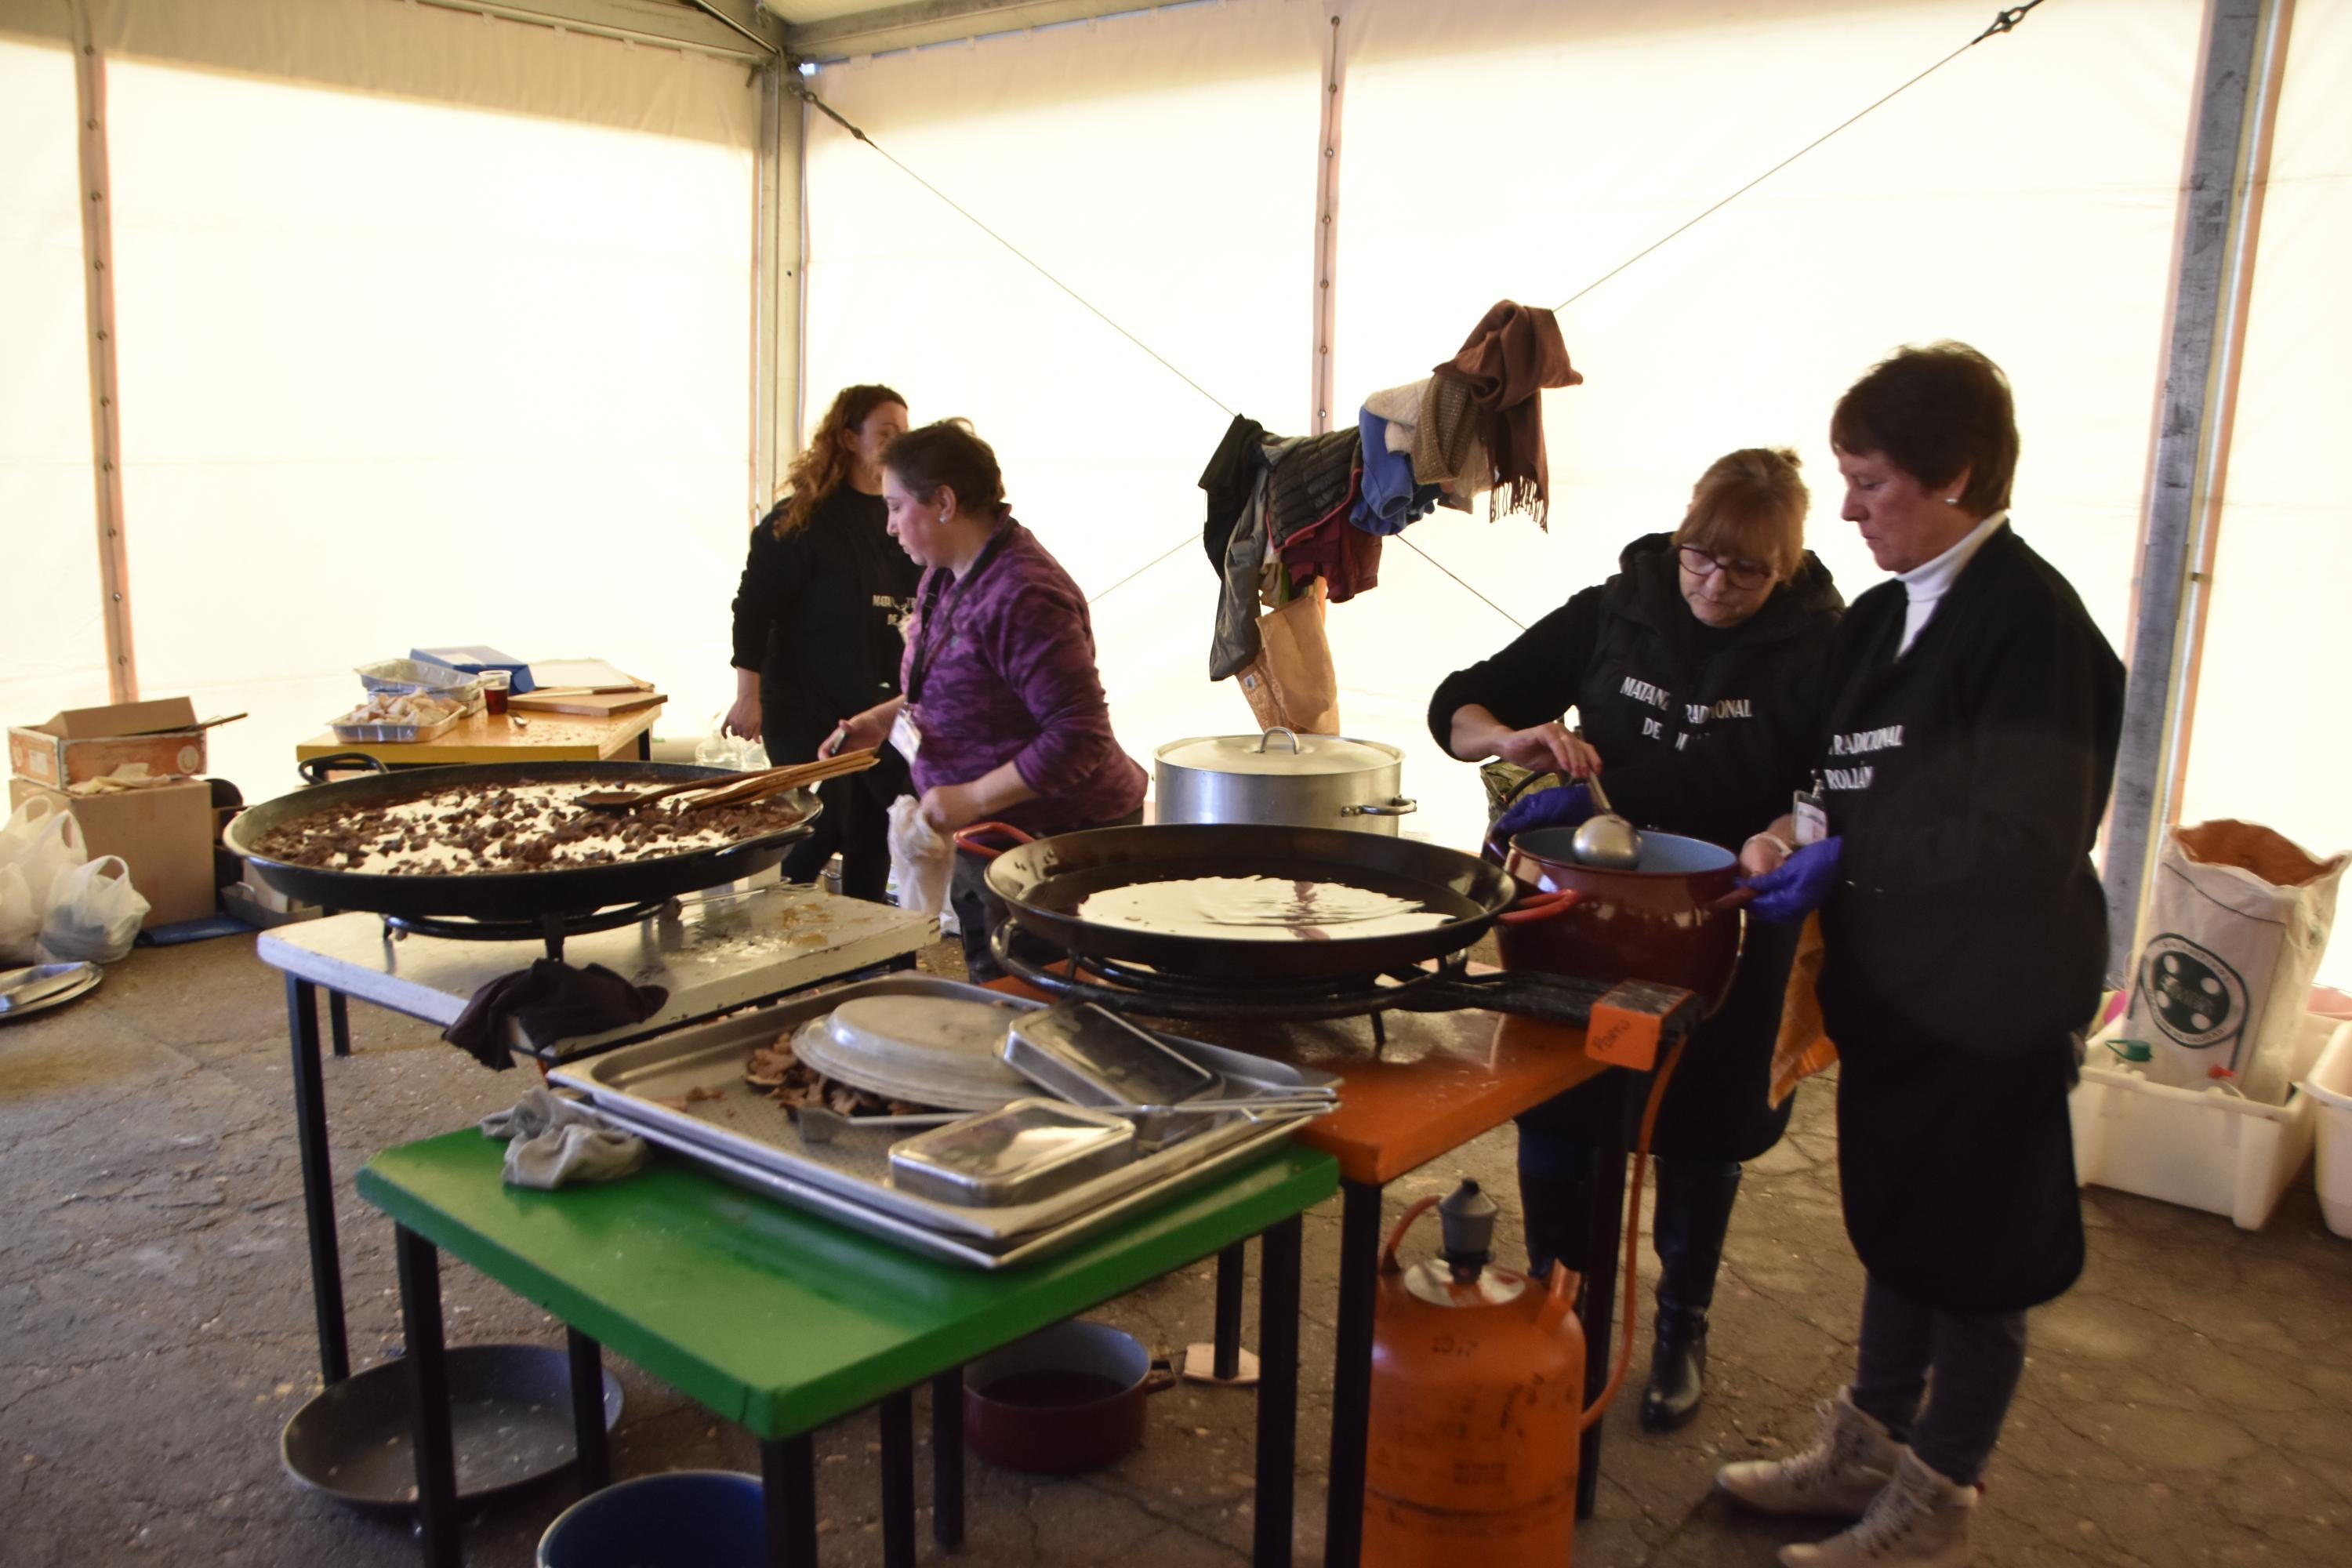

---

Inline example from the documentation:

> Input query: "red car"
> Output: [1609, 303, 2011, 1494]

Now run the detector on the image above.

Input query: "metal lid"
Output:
[1155, 728, 1402, 777]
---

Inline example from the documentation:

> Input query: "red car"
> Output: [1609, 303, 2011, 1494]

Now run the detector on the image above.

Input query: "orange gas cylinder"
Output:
[1363, 1181, 1585, 1566]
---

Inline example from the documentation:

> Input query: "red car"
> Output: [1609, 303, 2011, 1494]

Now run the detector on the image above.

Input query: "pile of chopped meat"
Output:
[254, 779, 806, 876]
[745, 1032, 928, 1117]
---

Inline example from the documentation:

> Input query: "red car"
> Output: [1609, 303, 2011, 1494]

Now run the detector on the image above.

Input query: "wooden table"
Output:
[294, 702, 663, 768]
[989, 980, 1639, 1566]
[360, 1128, 1336, 1567]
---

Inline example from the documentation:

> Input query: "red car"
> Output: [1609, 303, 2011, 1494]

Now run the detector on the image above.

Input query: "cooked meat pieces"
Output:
[744, 1032, 927, 1116]
[254, 779, 806, 876]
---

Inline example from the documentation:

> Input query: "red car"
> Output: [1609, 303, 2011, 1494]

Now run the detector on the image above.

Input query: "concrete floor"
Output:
[3, 931, 2348, 1568]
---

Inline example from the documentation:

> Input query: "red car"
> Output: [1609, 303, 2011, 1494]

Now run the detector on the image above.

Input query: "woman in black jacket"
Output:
[1428, 447, 1840, 1432]
[726, 384, 917, 901]
[1717, 345, 2125, 1568]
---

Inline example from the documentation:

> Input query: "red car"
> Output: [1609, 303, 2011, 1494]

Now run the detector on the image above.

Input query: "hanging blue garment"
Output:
[1352, 405, 1443, 535]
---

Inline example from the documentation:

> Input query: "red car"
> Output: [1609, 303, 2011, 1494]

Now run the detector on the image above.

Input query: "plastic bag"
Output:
[887, 796, 953, 919]
[0, 797, 86, 962]
[37, 855, 149, 965]
[2124, 820, 2347, 1105]
[0, 865, 38, 964]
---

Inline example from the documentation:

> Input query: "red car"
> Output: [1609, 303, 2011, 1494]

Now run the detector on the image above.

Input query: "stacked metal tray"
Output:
[551, 976, 1340, 1269]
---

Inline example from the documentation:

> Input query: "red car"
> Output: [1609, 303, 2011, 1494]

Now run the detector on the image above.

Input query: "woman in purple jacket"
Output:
[825, 419, 1146, 978]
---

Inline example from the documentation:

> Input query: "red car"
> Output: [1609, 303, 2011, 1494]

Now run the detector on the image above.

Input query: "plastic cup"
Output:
[479, 670, 511, 716]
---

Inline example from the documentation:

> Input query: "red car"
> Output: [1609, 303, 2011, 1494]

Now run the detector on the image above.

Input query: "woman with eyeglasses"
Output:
[1428, 446, 1842, 1432]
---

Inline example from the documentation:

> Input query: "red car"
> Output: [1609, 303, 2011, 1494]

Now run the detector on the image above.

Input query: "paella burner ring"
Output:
[383, 898, 676, 961]
[989, 925, 1665, 1039]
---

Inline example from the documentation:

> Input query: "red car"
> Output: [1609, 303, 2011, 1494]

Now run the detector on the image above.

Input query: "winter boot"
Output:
[1777, 1447, 1976, 1566]
[1641, 1158, 1741, 1431]
[1716, 1388, 1902, 1519]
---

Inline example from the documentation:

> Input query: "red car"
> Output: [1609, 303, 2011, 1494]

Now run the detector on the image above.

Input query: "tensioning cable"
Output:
[789, 1, 2048, 619]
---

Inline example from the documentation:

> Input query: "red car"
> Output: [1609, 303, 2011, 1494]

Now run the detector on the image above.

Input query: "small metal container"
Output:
[888, 1099, 1136, 1207]
[1004, 1004, 1222, 1148]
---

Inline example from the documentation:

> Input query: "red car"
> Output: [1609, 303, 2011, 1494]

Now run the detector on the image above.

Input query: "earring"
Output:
[1943, 496, 1959, 506]
[938, 511, 949, 524]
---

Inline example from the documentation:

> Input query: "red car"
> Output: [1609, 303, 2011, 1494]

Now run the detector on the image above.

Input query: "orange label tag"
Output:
[1585, 980, 1692, 1071]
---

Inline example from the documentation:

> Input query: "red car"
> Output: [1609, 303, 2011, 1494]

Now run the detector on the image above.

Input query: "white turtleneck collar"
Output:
[1896, 510, 2008, 655]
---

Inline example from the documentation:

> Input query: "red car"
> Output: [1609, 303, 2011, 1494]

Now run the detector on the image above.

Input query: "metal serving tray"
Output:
[588, 1097, 1309, 1270]
[550, 975, 1339, 1244]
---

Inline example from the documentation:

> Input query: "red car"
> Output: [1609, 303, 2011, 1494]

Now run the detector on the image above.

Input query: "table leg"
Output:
[636, 730, 653, 761]
[395, 1226, 463, 1568]
[328, 989, 352, 1058]
[760, 1434, 818, 1568]
[880, 1389, 916, 1568]
[1253, 1214, 1303, 1568]
[931, 1369, 964, 1552]
[1213, 1243, 1247, 1379]
[1323, 1178, 1384, 1568]
[286, 975, 349, 1386]
[568, 1327, 610, 1495]
[1579, 1073, 1632, 1520]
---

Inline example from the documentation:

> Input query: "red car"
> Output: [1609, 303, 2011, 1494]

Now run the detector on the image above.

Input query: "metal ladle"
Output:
[1572, 769, 1644, 869]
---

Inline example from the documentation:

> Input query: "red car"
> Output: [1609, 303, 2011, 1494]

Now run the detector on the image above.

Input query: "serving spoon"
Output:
[1572, 760, 1644, 869]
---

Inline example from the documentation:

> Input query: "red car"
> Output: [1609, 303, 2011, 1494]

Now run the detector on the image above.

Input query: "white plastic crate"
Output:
[2303, 1021, 2352, 1240]
[2068, 1014, 2333, 1230]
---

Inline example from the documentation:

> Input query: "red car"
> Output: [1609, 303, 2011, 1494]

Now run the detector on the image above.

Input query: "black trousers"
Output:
[781, 773, 891, 902]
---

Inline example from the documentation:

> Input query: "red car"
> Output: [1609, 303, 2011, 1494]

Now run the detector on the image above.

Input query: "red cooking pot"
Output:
[1486, 823, 1757, 1012]
[964, 1321, 1176, 1475]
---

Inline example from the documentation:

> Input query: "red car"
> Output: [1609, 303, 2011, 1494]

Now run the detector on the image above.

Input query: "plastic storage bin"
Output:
[2303, 1020, 2352, 1240]
[2069, 1013, 2333, 1230]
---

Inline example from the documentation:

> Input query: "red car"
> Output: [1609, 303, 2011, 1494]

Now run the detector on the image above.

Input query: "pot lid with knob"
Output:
[1155, 727, 1402, 776]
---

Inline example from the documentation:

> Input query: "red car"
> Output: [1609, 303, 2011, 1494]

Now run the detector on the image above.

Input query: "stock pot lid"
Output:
[1156, 729, 1402, 777]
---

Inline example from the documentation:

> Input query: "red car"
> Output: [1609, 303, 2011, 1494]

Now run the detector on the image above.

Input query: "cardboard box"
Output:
[8, 776, 218, 929]
[8, 698, 209, 789]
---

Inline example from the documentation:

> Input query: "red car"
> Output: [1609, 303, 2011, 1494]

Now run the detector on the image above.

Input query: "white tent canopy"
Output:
[2, 0, 2344, 983]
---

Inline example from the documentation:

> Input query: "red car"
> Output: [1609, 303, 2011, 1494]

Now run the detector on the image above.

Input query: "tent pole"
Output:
[753, 59, 805, 517]
[2155, 0, 2296, 860]
[2102, 0, 2288, 984]
[1309, 10, 1346, 435]
[70, 2, 136, 704]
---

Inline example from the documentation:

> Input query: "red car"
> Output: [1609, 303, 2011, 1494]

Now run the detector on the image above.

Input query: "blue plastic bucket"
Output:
[538, 1471, 764, 1568]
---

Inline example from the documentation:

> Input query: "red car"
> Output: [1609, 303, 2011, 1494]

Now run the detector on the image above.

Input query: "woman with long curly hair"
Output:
[726, 383, 914, 901]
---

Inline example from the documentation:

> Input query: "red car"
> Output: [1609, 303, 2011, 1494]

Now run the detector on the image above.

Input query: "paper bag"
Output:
[2124, 819, 2345, 1105]
[1236, 577, 1340, 735]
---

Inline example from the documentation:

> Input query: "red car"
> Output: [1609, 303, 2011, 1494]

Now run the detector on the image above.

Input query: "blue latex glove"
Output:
[1740, 837, 1843, 923]
[1493, 783, 1595, 843]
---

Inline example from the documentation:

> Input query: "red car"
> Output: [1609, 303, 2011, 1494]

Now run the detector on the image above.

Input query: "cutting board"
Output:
[506, 690, 665, 717]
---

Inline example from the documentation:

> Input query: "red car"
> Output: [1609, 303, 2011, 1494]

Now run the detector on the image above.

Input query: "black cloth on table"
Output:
[443, 960, 669, 1069]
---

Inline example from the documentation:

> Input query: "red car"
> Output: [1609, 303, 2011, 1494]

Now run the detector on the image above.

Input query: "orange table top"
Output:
[988, 978, 1613, 1187]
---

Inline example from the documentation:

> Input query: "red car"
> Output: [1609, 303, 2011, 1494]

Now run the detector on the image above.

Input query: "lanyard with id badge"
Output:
[1792, 774, 1828, 846]
[897, 527, 1014, 762]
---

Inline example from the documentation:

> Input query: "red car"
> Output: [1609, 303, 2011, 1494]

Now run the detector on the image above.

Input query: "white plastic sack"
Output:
[0, 797, 87, 962]
[37, 855, 150, 965]
[887, 795, 953, 919]
[2125, 820, 2347, 1105]
[0, 866, 38, 964]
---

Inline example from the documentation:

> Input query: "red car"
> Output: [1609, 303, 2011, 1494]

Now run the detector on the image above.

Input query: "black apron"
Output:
[1815, 535, 2107, 1314]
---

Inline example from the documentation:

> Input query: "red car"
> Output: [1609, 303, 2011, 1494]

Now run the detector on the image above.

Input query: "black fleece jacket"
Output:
[1428, 532, 1842, 851]
[729, 486, 920, 764]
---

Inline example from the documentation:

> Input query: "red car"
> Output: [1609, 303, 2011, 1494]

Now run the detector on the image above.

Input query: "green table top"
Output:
[357, 1131, 1337, 1439]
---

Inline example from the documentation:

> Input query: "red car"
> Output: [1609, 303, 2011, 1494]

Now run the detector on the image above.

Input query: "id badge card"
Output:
[890, 707, 924, 761]
[1793, 779, 1829, 846]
